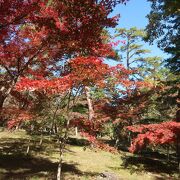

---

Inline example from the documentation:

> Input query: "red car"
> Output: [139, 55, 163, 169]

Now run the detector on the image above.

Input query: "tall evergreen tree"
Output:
[115, 27, 150, 69]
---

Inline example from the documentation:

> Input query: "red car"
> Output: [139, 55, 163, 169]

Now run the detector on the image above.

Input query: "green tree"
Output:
[115, 27, 168, 83]
[146, 1, 180, 167]
[115, 27, 150, 69]
[145, 0, 180, 73]
[139, 56, 169, 84]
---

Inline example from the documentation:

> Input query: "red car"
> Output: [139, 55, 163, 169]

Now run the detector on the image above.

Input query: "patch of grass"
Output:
[0, 130, 179, 180]
[0, 129, 29, 139]
[62, 146, 154, 180]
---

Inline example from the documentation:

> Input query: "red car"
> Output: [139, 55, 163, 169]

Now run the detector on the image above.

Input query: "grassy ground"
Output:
[0, 130, 179, 180]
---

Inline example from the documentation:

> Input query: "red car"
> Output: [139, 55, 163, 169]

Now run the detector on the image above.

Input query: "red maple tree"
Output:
[127, 121, 180, 153]
[0, 0, 128, 120]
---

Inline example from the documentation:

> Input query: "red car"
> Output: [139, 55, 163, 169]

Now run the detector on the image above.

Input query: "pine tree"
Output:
[115, 27, 150, 69]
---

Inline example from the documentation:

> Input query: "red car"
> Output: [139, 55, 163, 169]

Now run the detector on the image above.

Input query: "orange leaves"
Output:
[136, 81, 153, 89]
[81, 132, 117, 153]
[38, 1, 68, 32]
[0, 0, 135, 150]
[15, 76, 72, 94]
[15, 56, 109, 93]
[69, 56, 109, 87]
[127, 121, 180, 153]
[14, 55, 151, 98]
[1, 108, 33, 129]
[15, 56, 111, 95]
[70, 117, 117, 153]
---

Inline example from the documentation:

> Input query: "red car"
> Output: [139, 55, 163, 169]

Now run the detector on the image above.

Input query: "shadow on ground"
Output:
[0, 153, 85, 180]
[0, 137, 98, 180]
[120, 153, 179, 179]
[68, 137, 90, 147]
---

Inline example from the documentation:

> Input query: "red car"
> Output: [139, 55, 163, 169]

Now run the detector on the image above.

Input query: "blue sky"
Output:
[114, 0, 150, 29]
[108, 0, 169, 63]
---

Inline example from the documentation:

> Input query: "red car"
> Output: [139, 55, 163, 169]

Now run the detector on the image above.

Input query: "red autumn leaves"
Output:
[127, 121, 180, 153]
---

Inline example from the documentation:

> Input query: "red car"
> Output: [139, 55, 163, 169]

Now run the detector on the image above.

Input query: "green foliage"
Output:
[115, 27, 151, 69]
[72, 104, 87, 114]
[115, 27, 169, 84]
[138, 56, 169, 83]
[145, 0, 180, 73]
[91, 88, 106, 100]
[156, 75, 180, 120]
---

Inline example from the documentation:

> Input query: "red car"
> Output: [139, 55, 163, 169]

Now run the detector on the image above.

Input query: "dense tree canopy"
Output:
[0, 0, 128, 109]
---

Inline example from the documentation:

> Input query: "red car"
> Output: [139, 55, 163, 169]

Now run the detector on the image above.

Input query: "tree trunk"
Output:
[57, 160, 62, 180]
[39, 134, 43, 146]
[176, 110, 180, 173]
[85, 86, 95, 148]
[176, 140, 180, 174]
[85, 86, 94, 121]
[57, 138, 63, 180]
[126, 37, 130, 69]
[75, 127, 78, 137]
[26, 139, 31, 155]
[57, 91, 72, 180]
[57, 150, 62, 180]
[0, 95, 6, 120]
[167, 145, 170, 162]
[0, 95, 6, 109]
[0, 79, 18, 111]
